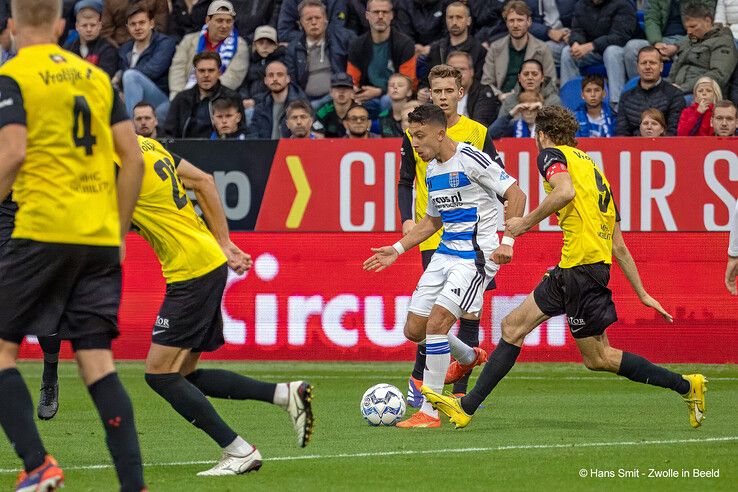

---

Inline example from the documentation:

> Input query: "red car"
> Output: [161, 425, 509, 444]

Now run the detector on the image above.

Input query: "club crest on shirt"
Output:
[49, 54, 67, 64]
[449, 172, 459, 188]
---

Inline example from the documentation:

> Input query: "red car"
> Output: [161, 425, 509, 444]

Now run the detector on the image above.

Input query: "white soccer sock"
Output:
[273, 383, 289, 408]
[420, 334, 450, 418]
[223, 435, 253, 456]
[448, 332, 476, 365]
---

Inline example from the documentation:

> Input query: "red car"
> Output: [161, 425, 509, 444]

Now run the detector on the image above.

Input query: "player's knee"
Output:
[403, 323, 424, 343]
[582, 354, 609, 371]
[501, 315, 525, 345]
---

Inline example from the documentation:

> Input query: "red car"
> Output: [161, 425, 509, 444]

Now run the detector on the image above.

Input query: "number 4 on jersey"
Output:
[72, 95, 96, 155]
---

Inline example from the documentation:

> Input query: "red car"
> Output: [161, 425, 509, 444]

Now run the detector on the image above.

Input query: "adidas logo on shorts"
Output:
[451, 288, 461, 297]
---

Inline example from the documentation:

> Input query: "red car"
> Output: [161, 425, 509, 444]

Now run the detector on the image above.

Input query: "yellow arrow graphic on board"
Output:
[285, 155, 311, 228]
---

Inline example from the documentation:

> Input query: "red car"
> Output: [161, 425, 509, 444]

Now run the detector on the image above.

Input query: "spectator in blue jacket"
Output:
[285, 0, 355, 109]
[248, 60, 309, 138]
[118, 5, 177, 120]
[575, 74, 616, 136]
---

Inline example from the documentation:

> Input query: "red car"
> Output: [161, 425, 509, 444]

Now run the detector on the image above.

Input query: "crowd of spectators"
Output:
[2, 0, 737, 139]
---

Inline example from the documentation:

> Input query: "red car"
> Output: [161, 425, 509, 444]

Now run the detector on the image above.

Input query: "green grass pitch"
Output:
[1, 361, 736, 491]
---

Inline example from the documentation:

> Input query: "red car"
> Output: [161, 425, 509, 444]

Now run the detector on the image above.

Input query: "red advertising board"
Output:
[256, 137, 738, 232]
[18, 232, 737, 363]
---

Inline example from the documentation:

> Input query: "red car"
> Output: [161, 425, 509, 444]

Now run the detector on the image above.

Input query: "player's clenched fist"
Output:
[491, 244, 513, 265]
[223, 242, 252, 275]
[363, 247, 398, 272]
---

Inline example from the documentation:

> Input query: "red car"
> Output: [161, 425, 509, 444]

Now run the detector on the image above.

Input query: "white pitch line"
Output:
[1, 436, 736, 474]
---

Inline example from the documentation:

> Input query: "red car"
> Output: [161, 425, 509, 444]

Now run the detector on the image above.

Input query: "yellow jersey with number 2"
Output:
[126, 137, 226, 283]
[537, 145, 619, 269]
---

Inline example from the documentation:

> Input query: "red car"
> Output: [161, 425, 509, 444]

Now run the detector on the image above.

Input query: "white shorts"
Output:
[408, 253, 494, 319]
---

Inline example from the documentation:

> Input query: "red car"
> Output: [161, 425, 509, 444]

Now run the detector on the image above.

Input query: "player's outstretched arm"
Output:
[506, 171, 574, 237]
[112, 121, 144, 242]
[612, 223, 673, 322]
[177, 158, 251, 275]
[491, 183, 527, 265]
[0, 124, 26, 201]
[363, 214, 442, 272]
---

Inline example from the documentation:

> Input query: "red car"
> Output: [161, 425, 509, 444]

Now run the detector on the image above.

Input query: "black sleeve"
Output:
[110, 88, 129, 125]
[614, 202, 621, 223]
[169, 151, 184, 168]
[0, 76, 26, 129]
[481, 131, 501, 167]
[397, 133, 416, 222]
[536, 148, 568, 179]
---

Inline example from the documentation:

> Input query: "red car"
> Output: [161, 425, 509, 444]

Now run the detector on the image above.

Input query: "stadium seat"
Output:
[637, 10, 645, 32]
[560, 77, 585, 111]
[581, 64, 608, 77]
[622, 76, 640, 94]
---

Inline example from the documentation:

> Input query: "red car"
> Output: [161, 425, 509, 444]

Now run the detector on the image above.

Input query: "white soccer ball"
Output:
[360, 384, 406, 426]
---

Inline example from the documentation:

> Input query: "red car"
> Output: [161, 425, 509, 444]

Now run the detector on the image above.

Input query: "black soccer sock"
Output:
[411, 345, 426, 381]
[38, 336, 61, 384]
[185, 369, 276, 403]
[88, 373, 145, 492]
[145, 372, 237, 448]
[461, 339, 521, 415]
[617, 352, 690, 394]
[452, 318, 481, 395]
[0, 368, 46, 472]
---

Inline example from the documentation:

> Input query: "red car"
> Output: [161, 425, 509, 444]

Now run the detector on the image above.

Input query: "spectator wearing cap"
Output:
[425, 2, 487, 87]
[313, 72, 356, 137]
[286, 99, 321, 138]
[347, 0, 417, 118]
[64, 0, 118, 78]
[169, 0, 249, 99]
[101, 0, 169, 46]
[279, 0, 348, 43]
[211, 96, 248, 139]
[117, 5, 177, 120]
[482, 0, 557, 102]
[285, 0, 355, 111]
[164, 51, 245, 137]
[343, 103, 380, 137]
[248, 60, 309, 138]
[169, 0, 280, 43]
[239, 25, 286, 124]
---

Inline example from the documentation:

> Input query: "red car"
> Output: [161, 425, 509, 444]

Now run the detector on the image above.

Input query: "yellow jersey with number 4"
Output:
[537, 145, 619, 268]
[127, 137, 226, 283]
[0, 44, 125, 246]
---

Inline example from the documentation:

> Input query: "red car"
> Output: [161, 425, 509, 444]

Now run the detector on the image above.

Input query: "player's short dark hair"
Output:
[682, 1, 713, 20]
[503, 0, 532, 19]
[535, 106, 578, 147]
[132, 101, 156, 114]
[407, 103, 447, 128]
[211, 96, 240, 113]
[428, 64, 462, 89]
[126, 4, 153, 22]
[286, 99, 314, 118]
[581, 74, 604, 90]
[193, 51, 222, 68]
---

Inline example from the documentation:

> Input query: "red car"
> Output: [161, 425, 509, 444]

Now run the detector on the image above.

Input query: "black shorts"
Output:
[153, 263, 228, 352]
[0, 239, 121, 350]
[533, 263, 618, 339]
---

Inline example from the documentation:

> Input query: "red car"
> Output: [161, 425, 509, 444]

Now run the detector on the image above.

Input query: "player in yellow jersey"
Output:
[37, 136, 315, 476]
[0, 1, 147, 491]
[423, 107, 708, 430]
[132, 137, 314, 475]
[397, 64, 499, 421]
